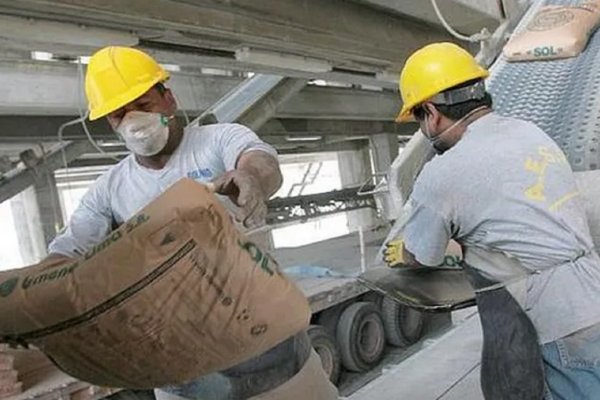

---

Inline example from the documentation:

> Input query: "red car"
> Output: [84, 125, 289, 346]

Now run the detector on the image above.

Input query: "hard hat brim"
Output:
[88, 72, 170, 121]
[395, 107, 414, 123]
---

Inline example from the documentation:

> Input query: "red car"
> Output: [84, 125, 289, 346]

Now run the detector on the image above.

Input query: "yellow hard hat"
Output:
[85, 47, 170, 121]
[396, 42, 489, 123]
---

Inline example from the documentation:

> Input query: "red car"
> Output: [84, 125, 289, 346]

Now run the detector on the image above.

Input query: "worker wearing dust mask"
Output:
[46, 46, 339, 400]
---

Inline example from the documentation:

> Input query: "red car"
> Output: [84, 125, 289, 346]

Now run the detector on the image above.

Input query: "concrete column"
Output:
[10, 186, 48, 265]
[34, 172, 64, 246]
[370, 133, 399, 175]
[337, 146, 377, 231]
[370, 133, 400, 221]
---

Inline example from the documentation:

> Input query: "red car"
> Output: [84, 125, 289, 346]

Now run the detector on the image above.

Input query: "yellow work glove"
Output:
[383, 238, 405, 268]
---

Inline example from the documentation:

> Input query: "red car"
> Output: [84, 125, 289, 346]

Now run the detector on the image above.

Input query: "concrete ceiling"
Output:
[354, 0, 504, 35]
[0, 0, 508, 84]
[0, 0, 514, 183]
[0, 0, 457, 75]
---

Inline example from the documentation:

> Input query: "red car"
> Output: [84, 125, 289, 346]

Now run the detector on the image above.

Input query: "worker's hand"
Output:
[383, 238, 405, 268]
[211, 170, 267, 229]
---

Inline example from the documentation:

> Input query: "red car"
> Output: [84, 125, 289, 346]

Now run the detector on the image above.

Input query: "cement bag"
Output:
[0, 179, 311, 389]
[503, 1, 600, 61]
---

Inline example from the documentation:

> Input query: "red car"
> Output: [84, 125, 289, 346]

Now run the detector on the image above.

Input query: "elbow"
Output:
[262, 158, 283, 198]
[271, 168, 283, 197]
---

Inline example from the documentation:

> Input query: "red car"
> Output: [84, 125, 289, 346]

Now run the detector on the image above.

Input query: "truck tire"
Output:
[308, 325, 341, 385]
[361, 291, 383, 307]
[381, 296, 424, 347]
[336, 302, 385, 372]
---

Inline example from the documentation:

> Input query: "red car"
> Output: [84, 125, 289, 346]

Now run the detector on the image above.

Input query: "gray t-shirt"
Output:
[49, 123, 277, 258]
[403, 112, 600, 343]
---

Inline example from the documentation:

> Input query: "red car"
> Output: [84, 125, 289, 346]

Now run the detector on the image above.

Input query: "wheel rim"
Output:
[357, 315, 384, 362]
[314, 344, 334, 376]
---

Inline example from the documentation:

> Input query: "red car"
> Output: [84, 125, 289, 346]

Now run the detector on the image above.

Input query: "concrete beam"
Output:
[277, 140, 368, 154]
[238, 78, 308, 131]
[69, 140, 368, 171]
[0, 141, 91, 204]
[0, 116, 415, 142]
[142, 46, 399, 90]
[0, 0, 454, 71]
[0, 26, 394, 89]
[195, 74, 307, 131]
[0, 61, 237, 116]
[0, 62, 399, 120]
[280, 87, 398, 121]
[68, 140, 368, 168]
[0, 116, 112, 142]
[262, 119, 418, 136]
[75, 135, 363, 152]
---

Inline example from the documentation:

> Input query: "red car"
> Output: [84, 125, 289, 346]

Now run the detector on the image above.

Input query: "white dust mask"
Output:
[116, 111, 171, 156]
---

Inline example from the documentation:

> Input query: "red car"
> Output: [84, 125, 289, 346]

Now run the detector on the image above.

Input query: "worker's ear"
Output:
[424, 103, 443, 131]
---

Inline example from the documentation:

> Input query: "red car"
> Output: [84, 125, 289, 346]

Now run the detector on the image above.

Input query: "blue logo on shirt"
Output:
[187, 168, 213, 180]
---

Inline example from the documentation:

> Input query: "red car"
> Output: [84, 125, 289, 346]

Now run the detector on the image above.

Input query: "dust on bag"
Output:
[503, 1, 600, 62]
[0, 178, 311, 389]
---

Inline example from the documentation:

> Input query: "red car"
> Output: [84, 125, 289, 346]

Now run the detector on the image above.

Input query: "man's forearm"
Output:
[236, 151, 283, 198]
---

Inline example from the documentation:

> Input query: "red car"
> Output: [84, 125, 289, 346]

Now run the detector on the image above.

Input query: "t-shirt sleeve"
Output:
[217, 123, 278, 170]
[48, 178, 113, 258]
[402, 198, 453, 267]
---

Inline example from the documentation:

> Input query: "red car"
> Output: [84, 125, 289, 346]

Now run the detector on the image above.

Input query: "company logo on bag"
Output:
[442, 255, 462, 267]
[238, 240, 277, 276]
[532, 46, 560, 57]
[0, 277, 18, 297]
[22, 262, 81, 290]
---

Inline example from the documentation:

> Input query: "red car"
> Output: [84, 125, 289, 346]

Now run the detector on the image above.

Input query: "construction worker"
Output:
[385, 42, 600, 399]
[46, 47, 338, 400]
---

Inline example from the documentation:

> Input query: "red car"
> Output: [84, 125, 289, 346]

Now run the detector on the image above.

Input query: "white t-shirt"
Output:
[49, 123, 277, 258]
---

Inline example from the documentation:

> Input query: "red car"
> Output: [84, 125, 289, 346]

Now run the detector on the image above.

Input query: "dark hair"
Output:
[154, 82, 167, 95]
[413, 79, 493, 121]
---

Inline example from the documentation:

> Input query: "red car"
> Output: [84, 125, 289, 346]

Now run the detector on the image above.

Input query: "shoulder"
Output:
[184, 123, 257, 146]
[409, 155, 456, 209]
[500, 114, 542, 131]
[184, 123, 258, 148]
[185, 123, 255, 137]
[477, 112, 547, 137]
[87, 156, 133, 196]
[412, 139, 472, 202]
